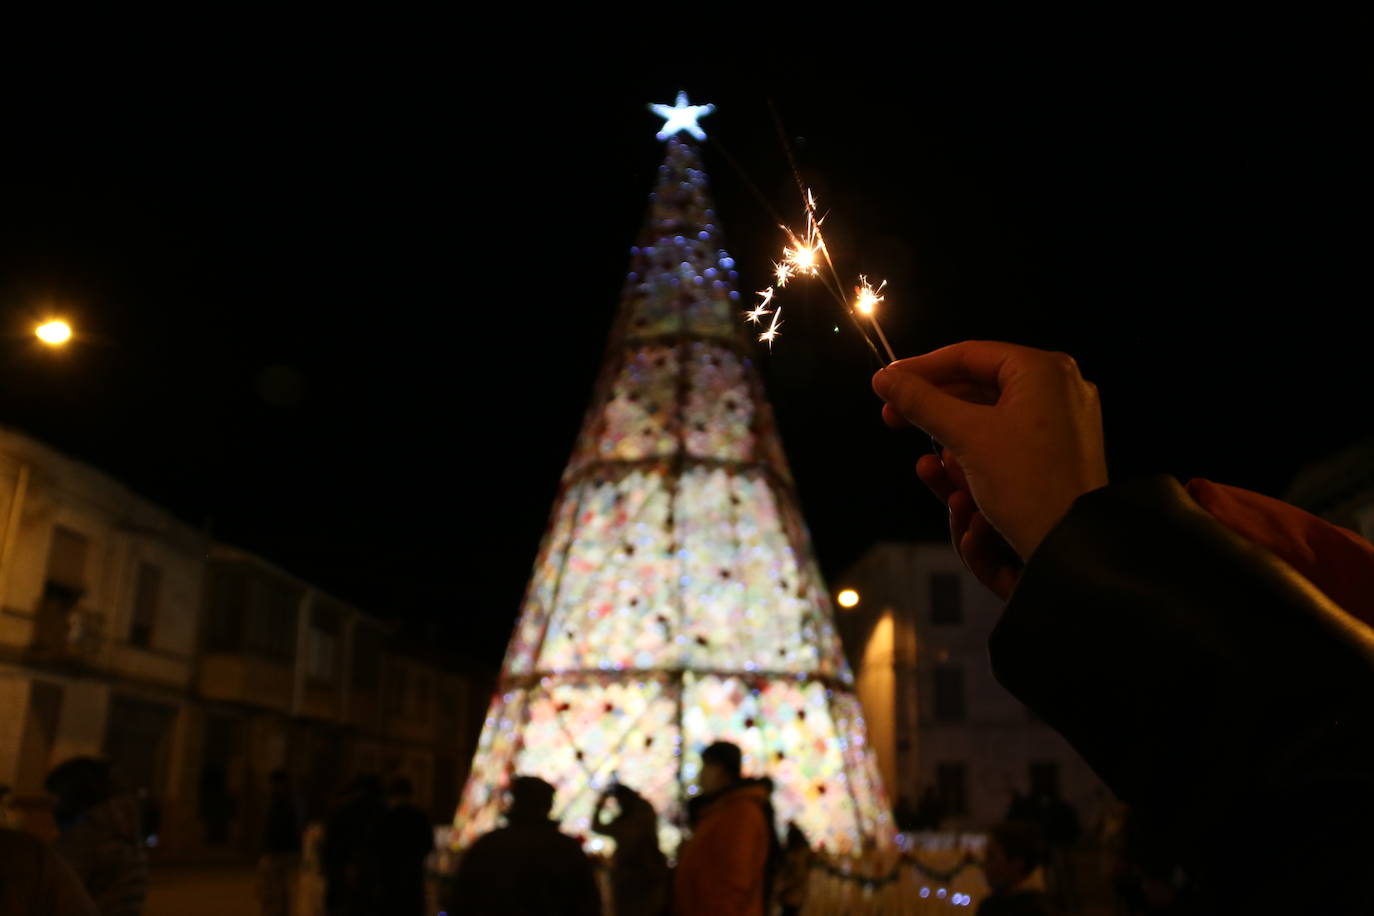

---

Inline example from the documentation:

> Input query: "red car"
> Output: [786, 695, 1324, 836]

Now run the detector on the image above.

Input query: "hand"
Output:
[873, 341, 1108, 560]
[917, 449, 1022, 600]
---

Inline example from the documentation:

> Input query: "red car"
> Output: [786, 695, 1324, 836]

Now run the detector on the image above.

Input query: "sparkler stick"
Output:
[709, 109, 893, 367]
[767, 193, 889, 368]
[854, 277, 898, 365]
[763, 104, 940, 457]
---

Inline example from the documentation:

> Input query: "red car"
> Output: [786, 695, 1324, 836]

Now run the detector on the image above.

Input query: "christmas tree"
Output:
[454, 94, 893, 858]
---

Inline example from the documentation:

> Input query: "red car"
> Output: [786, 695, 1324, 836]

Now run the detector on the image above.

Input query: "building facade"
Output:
[0, 425, 486, 859]
[834, 541, 1108, 831]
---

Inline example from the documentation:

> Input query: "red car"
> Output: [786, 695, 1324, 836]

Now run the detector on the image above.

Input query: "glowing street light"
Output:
[35, 320, 72, 346]
[837, 589, 860, 609]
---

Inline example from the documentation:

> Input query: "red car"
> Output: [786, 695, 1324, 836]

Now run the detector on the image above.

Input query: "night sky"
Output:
[1, 42, 1366, 669]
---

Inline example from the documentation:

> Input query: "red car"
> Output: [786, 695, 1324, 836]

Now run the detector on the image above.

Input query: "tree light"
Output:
[837, 589, 860, 608]
[36, 320, 72, 346]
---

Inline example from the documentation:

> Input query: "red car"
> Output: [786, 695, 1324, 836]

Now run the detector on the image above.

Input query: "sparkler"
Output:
[744, 287, 775, 325]
[759, 306, 783, 349]
[708, 110, 898, 366]
[773, 260, 794, 288]
[752, 188, 891, 368]
[854, 276, 898, 364]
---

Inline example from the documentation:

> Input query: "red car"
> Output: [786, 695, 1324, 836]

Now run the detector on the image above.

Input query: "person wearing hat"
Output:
[673, 742, 779, 916]
[449, 776, 600, 915]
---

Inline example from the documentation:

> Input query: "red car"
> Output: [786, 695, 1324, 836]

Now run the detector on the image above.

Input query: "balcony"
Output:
[197, 654, 293, 712]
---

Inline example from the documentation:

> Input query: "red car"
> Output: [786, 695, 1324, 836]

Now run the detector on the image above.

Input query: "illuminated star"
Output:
[649, 91, 715, 141]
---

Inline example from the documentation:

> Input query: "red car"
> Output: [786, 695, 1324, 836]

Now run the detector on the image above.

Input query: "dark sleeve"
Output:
[417, 810, 435, 855]
[451, 836, 493, 915]
[41, 842, 100, 916]
[564, 838, 602, 916]
[991, 475, 1374, 910]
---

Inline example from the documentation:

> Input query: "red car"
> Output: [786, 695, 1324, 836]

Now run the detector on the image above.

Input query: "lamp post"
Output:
[35, 319, 73, 346]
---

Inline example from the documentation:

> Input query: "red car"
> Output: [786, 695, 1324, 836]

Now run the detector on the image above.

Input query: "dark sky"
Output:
[0, 41, 1366, 668]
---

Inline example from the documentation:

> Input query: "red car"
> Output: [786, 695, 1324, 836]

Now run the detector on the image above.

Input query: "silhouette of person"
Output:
[593, 781, 668, 916]
[258, 769, 301, 916]
[376, 776, 434, 916]
[776, 823, 813, 916]
[674, 742, 777, 916]
[44, 757, 148, 916]
[450, 776, 600, 915]
[977, 821, 1052, 916]
[322, 773, 386, 916]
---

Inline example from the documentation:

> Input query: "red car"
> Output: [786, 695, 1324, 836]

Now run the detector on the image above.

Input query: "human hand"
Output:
[873, 341, 1108, 561]
[916, 449, 1022, 600]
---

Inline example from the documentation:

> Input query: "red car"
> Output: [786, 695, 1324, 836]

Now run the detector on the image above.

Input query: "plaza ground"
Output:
[145, 865, 257, 916]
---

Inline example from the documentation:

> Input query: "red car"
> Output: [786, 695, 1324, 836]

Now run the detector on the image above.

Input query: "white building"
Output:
[834, 541, 1109, 831]
[0, 425, 486, 857]
[0, 426, 207, 838]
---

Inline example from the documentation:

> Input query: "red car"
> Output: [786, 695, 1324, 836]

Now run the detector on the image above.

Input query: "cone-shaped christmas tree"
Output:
[455, 95, 893, 858]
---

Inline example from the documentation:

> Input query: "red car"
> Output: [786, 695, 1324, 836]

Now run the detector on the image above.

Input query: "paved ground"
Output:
[145, 864, 261, 916]
[146, 859, 1117, 915]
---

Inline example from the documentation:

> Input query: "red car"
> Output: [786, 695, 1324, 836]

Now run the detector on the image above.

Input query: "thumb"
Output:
[872, 366, 981, 449]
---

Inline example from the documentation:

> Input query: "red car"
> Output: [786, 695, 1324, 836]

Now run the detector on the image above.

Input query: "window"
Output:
[937, 762, 967, 815]
[204, 564, 248, 652]
[130, 562, 161, 648]
[1030, 761, 1059, 799]
[103, 695, 175, 796]
[305, 605, 340, 683]
[352, 628, 382, 691]
[386, 664, 407, 715]
[930, 573, 962, 625]
[18, 682, 64, 791]
[46, 526, 89, 591]
[412, 672, 431, 722]
[933, 666, 966, 722]
[437, 682, 461, 735]
[35, 526, 90, 653]
[247, 577, 300, 663]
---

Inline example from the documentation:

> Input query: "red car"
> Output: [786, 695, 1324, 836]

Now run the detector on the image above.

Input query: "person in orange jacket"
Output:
[673, 742, 778, 916]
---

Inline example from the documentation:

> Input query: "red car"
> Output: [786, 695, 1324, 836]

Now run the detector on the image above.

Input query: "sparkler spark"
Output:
[773, 260, 794, 287]
[854, 276, 886, 316]
[744, 287, 776, 324]
[743, 185, 896, 365]
[779, 207, 826, 281]
[853, 275, 897, 363]
[783, 241, 819, 276]
[758, 306, 783, 349]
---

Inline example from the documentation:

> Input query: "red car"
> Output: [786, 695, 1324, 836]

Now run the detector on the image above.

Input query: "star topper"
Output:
[649, 91, 715, 141]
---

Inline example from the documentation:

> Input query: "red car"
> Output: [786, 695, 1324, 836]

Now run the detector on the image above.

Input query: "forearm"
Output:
[991, 476, 1374, 905]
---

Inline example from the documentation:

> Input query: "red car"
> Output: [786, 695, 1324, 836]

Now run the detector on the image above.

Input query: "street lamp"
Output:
[837, 588, 860, 609]
[35, 320, 72, 346]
